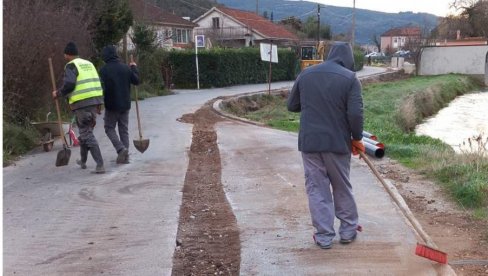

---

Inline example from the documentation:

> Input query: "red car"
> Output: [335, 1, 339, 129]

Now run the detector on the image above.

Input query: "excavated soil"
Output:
[173, 95, 488, 275]
[172, 102, 240, 275]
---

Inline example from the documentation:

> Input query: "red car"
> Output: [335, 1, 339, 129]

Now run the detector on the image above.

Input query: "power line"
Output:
[174, 0, 210, 12]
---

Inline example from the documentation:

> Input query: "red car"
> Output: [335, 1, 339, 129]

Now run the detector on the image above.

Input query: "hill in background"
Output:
[216, 0, 439, 44]
[154, 0, 439, 45]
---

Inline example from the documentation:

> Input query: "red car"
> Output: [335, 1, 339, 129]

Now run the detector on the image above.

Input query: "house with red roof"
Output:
[192, 6, 298, 48]
[380, 26, 421, 54]
[126, 0, 198, 49]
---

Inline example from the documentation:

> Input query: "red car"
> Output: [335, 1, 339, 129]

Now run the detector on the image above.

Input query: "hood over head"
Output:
[326, 42, 355, 71]
[102, 45, 119, 63]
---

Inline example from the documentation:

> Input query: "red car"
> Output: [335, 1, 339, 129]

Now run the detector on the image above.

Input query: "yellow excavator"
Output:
[300, 41, 326, 70]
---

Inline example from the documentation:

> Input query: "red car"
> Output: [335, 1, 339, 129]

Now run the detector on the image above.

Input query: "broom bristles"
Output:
[415, 243, 448, 264]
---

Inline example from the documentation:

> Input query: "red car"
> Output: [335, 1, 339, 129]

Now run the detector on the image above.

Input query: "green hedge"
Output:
[353, 48, 364, 71]
[167, 48, 298, 89]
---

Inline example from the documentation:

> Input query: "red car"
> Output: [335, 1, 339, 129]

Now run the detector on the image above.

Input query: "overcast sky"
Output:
[308, 0, 457, 16]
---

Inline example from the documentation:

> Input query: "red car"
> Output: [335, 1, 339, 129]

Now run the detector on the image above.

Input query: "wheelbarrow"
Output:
[30, 112, 71, 152]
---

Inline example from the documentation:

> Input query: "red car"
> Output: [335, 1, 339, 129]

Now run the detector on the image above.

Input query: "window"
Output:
[212, 17, 220, 29]
[174, 28, 192, 44]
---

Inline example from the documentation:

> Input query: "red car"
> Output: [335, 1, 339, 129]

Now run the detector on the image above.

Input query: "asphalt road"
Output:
[3, 66, 455, 275]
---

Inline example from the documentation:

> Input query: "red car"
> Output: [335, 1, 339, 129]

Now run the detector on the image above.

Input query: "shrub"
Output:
[353, 47, 364, 71]
[4, 0, 94, 124]
[135, 49, 168, 97]
[3, 122, 39, 165]
[165, 47, 297, 88]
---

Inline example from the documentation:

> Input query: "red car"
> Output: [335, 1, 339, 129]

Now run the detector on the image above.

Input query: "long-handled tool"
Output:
[358, 151, 448, 264]
[131, 55, 149, 153]
[48, 58, 71, 166]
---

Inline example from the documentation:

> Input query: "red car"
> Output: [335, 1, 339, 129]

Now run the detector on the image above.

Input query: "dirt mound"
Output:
[172, 102, 240, 275]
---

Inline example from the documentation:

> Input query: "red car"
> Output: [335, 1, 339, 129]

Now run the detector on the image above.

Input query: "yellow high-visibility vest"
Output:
[67, 58, 103, 104]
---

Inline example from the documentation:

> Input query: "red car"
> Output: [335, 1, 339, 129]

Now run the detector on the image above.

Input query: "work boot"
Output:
[76, 160, 87, 169]
[77, 145, 88, 169]
[93, 165, 106, 174]
[89, 145, 105, 173]
[123, 151, 130, 164]
[116, 148, 129, 164]
[313, 234, 332, 249]
[340, 234, 357, 244]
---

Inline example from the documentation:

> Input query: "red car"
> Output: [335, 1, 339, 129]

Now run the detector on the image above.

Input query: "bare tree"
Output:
[450, 0, 488, 38]
[370, 34, 381, 52]
[4, 0, 94, 123]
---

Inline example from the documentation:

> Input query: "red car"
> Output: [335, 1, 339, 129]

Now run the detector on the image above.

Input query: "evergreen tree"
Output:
[131, 23, 158, 54]
[92, 0, 133, 51]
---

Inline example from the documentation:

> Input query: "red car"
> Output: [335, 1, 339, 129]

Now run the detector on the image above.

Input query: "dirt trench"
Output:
[172, 101, 240, 275]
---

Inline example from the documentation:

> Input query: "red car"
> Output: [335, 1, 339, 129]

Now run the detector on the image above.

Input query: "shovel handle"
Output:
[48, 58, 69, 147]
[134, 85, 143, 139]
[130, 54, 143, 139]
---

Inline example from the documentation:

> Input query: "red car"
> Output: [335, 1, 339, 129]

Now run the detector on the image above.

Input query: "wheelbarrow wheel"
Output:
[41, 132, 54, 152]
[43, 141, 54, 152]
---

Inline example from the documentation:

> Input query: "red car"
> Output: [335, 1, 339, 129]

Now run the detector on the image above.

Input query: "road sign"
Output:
[196, 35, 205, 48]
[260, 43, 278, 63]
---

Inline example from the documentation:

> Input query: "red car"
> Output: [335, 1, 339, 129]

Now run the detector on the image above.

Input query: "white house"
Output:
[193, 6, 298, 48]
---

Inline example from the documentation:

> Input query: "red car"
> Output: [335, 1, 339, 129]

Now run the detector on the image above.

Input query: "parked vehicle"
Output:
[393, 50, 411, 58]
[365, 51, 385, 58]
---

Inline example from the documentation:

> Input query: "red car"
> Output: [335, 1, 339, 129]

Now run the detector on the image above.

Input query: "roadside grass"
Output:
[3, 122, 39, 166]
[222, 74, 487, 216]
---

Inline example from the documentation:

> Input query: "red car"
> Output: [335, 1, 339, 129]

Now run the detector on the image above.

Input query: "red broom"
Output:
[358, 151, 448, 264]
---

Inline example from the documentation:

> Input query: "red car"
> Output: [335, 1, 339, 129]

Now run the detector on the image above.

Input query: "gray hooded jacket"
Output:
[287, 42, 363, 154]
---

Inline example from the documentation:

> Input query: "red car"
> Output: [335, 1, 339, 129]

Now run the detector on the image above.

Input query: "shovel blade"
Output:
[134, 139, 150, 153]
[55, 148, 71, 166]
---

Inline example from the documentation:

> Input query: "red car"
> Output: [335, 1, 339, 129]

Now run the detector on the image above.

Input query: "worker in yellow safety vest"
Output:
[52, 42, 105, 174]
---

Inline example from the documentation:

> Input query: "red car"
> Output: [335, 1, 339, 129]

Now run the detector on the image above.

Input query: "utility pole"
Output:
[256, 0, 259, 14]
[317, 4, 320, 46]
[352, 0, 356, 48]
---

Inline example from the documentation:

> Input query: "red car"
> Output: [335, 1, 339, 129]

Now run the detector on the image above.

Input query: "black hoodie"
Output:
[287, 42, 363, 154]
[99, 45, 140, 111]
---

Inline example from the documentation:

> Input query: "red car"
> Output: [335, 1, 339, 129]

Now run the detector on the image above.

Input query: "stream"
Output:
[415, 91, 488, 153]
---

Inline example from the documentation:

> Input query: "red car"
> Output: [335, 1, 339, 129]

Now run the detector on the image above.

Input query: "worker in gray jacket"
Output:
[287, 42, 365, 249]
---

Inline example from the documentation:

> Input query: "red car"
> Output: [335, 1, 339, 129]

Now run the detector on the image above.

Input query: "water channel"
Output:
[415, 91, 488, 153]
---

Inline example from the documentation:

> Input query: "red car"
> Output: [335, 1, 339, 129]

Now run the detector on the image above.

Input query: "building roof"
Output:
[129, 0, 197, 28]
[197, 6, 298, 41]
[381, 27, 421, 37]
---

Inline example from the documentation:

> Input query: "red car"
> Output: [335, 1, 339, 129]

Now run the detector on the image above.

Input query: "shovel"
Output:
[131, 55, 149, 153]
[48, 58, 71, 166]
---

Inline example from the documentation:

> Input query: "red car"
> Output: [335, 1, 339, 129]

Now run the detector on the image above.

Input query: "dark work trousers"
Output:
[75, 106, 104, 166]
[301, 151, 358, 245]
[104, 109, 129, 154]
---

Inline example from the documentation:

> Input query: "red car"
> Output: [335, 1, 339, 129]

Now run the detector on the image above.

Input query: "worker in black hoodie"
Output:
[100, 45, 140, 164]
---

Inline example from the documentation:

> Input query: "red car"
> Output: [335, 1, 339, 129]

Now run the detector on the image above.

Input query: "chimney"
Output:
[456, 30, 461, 40]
